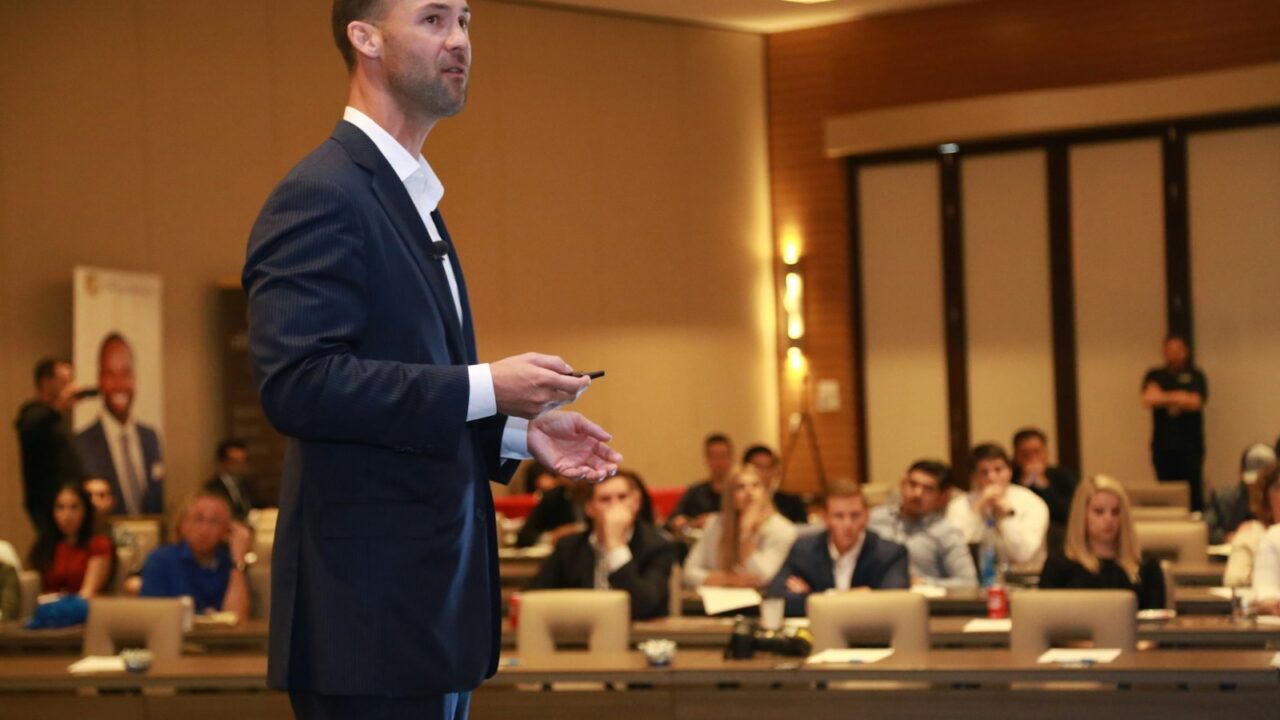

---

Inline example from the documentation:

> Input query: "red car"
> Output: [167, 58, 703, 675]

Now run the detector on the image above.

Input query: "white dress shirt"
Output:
[588, 529, 635, 590]
[343, 107, 528, 460]
[945, 483, 1049, 565]
[1252, 523, 1280, 602]
[829, 533, 865, 591]
[100, 411, 147, 515]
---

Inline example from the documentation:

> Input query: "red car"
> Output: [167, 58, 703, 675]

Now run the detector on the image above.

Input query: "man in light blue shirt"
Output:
[868, 459, 977, 588]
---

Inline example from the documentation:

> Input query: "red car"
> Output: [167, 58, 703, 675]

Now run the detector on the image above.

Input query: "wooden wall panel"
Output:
[767, 0, 1280, 487]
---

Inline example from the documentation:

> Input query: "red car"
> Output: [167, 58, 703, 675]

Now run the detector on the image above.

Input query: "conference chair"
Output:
[249, 562, 272, 620]
[18, 570, 40, 621]
[83, 597, 186, 663]
[1010, 590, 1136, 662]
[807, 591, 929, 658]
[1125, 483, 1191, 509]
[1130, 506, 1190, 522]
[516, 590, 630, 659]
[109, 516, 163, 589]
[668, 563, 683, 618]
[1135, 520, 1208, 564]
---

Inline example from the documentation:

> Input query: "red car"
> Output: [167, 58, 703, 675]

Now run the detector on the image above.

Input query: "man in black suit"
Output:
[243, 2, 621, 718]
[767, 480, 909, 617]
[528, 470, 676, 620]
[73, 333, 164, 516]
[202, 438, 254, 522]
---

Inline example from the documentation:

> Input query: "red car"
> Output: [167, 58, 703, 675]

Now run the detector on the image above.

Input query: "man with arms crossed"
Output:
[243, 2, 621, 717]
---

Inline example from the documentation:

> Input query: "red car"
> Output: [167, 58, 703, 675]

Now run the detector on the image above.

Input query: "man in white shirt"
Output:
[945, 443, 1050, 565]
[72, 333, 164, 516]
[767, 480, 909, 616]
[243, 2, 621, 717]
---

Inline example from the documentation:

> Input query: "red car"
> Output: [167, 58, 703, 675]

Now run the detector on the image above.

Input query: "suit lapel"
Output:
[433, 211, 478, 364]
[850, 532, 875, 588]
[814, 532, 837, 591]
[332, 122, 468, 364]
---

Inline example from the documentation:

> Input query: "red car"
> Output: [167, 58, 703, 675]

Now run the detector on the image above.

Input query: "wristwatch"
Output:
[234, 551, 259, 573]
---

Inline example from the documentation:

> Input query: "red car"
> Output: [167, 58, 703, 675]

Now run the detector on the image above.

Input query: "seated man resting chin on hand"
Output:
[140, 491, 251, 621]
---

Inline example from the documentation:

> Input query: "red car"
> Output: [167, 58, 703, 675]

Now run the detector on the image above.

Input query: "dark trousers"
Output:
[1152, 446, 1205, 513]
[289, 690, 470, 720]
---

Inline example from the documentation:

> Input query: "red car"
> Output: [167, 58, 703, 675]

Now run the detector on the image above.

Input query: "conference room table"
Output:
[0, 648, 1276, 720]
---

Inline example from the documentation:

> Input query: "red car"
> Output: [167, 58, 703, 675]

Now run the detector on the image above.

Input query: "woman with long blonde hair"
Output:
[1038, 474, 1166, 609]
[683, 465, 797, 590]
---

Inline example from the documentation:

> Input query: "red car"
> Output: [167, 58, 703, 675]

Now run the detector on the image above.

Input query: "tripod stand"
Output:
[778, 374, 827, 495]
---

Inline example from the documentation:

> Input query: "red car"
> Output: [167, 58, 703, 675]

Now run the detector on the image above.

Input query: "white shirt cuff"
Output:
[501, 417, 531, 460]
[466, 364, 497, 422]
[605, 546, 633, 573]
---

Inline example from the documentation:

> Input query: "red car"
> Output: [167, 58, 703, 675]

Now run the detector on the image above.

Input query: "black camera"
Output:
[723, 615, 813, 659]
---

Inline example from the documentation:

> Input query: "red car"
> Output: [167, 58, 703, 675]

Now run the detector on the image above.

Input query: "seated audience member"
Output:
[527, 470, 676, 619]
[1227, 461, 1278, 588]
[869, 460, 976, 588]
[516, 462, 586, 548]
[82, 477, 116, 535]
[684, 466, 797, 590]
[28, 482, 113, 597]
[140, 491, 249, 619]
[946, 443, 1050, 565]
[1039, 475, 1166, 609]
[667, 433, 735, 534]
[1206, 443, 1276, 545]
[0, 539, 21, 572]
[769, 479, 909, 616]
[1011, 427, 1078, 552]
[744, 444, 808, 524]
[1256, 519, 1280, 615]
[203, 438, 254, 522]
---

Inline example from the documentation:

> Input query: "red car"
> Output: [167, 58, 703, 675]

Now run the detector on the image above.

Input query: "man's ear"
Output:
[348, 20, 383, 62]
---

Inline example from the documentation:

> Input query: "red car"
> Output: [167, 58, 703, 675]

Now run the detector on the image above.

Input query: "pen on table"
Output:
[570, 370, 606, 379]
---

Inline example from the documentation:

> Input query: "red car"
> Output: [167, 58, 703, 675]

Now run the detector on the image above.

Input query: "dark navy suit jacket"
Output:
[244, 121, 517, 696]
[73, 419, 164, 515]
[767, 529, 910, 617]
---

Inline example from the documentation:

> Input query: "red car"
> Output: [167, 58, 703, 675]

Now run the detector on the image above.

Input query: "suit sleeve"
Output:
[881, 545, 911, 589]
[608, 536, 676, 620]
[243, 176, 469, 457]
[766, 544, 809, 618]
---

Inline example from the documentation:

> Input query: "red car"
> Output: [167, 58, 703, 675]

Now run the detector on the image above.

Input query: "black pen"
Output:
[570, 370, 605, 379]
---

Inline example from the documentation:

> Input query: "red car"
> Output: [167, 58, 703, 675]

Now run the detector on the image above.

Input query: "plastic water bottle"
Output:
[978, 516, 1001, 588]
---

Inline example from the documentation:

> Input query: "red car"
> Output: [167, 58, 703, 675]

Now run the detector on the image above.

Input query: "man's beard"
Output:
[389, 67, 467, 118]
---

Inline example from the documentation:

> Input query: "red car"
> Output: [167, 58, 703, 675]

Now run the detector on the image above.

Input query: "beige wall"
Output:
[1071, 139, 1166, 485]
[962, 150, 1056, 452]
[859, 161, 948, 487]
[0, 2, 776, 554]
[1189, 126, 1280, 489]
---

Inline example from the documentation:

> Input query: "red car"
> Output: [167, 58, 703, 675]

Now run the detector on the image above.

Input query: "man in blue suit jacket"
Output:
[767, 480, 910, 617]
[243, 2, 621, 718]
[73, 333, 164, 516]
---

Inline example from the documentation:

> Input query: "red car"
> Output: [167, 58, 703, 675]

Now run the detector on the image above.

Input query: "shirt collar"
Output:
[828, 532, 865, 564]
[343, 106, 444, 211]
[99, 409, 136, 437]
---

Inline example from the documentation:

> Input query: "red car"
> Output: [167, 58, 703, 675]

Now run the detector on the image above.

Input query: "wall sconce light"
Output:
[781, 243, 806, 373]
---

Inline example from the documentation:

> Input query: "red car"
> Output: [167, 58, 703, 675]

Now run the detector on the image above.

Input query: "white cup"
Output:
[760, 597, 785, 632]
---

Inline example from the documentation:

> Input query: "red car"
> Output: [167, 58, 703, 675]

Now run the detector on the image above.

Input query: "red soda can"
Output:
[986, 585, 1008, 619]
[508, 592, 522, 630]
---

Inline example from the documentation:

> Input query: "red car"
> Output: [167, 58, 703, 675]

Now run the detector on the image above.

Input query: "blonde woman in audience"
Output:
[684, 465, 797, 590]
[1039, 475, 1166, 609]
[1224, 461, 1278, 587]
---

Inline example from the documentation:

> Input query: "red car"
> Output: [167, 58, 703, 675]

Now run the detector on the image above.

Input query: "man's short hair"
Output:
[742, 445, 776, 465]
[821, 478, 866, 509]
[1011, 427, 1048, 451]
[1164, 333, 1189, 347]
[906, 459, 949, 488]
[970, 443, 1011, 469]
[217, 438, 247, 462]
[33, 357, 68, 389]
[591, 469, 643, 499]
[333, 0, 387, 71]
[704, 433, 732, 452]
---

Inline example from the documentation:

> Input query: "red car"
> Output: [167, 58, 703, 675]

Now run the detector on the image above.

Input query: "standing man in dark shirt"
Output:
[14, 358, 83, 534]
[1011, 427, 1078, 553]
[1141, 335, 1208, 512]
[667, 433, 734, 534]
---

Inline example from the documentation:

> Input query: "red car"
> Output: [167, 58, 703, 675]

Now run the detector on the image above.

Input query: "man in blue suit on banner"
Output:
[243, 2, 622, 718]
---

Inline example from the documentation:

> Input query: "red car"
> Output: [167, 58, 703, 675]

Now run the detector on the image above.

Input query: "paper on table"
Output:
[1207, 587, 1234, 599]
[68, 656, 127, 674]
[963, 618, 1012, 633]
[1255, 616, 1280, 627]
[1207, 543, 1232, 558]
[909, 585, 946, 598]
[807, 648, 894, 665]
[1037, 648, 1121, 664]
[194, 611, 240, 626]
[697, 587, 762, 616]
[1271, 652, 1280, 668]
